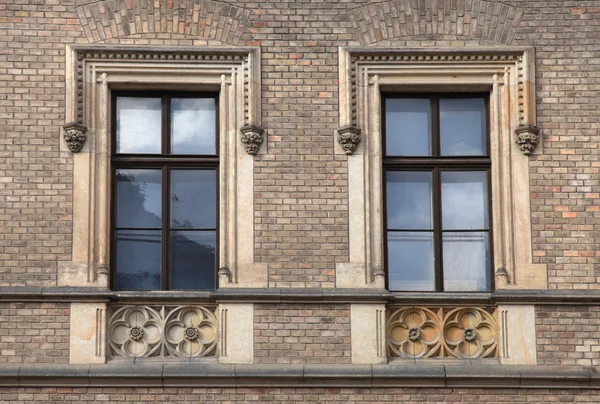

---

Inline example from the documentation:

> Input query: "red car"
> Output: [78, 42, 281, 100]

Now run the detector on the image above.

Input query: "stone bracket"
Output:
[515, 125, 540, 155]
[337, 125, 362, 155]
[240, 125, 265, 155]
[62, 122, 88, 153]
[218, 267, 233, 286]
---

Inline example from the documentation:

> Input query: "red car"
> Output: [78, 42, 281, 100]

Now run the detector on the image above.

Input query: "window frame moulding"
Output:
[60, 45, 267, 290]
[336, 47, 546, 291]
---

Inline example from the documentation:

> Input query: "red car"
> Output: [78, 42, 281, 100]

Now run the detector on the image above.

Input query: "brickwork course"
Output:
[536, 305, 600, 367]
[1, 0, 600, 400]
[0, 303, 70, 364]
[254, 304, 351, 364]
[1, 387, 600, 403]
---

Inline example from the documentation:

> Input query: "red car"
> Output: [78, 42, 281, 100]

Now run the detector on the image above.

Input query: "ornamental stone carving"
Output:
[240, 125, 265, 155]
[388, 306, 497, 359]
[108, 305, 218, 358]
[62, 122, 88, 153]
[515, 125, 540, 155]
[337, 125, 361, 155]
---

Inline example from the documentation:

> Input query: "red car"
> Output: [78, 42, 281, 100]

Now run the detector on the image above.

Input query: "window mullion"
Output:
[161, 165, 169, 290]
[432, 166, 443, 292]
[431, 97, 439, 157]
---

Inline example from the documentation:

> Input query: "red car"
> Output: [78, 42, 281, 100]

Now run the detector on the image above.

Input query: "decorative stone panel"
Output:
[108, 305, 218, 358]
[387, 306, 497, 359]
[75, 0, 253, 45]
[347, 0, 525, 46]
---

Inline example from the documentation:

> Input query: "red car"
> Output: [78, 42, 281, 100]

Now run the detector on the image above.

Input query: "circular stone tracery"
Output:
[129, 326, 144, 341]
[407, 327, 421, 342]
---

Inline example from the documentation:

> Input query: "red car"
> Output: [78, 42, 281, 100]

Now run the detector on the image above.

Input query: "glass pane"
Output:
[114, 230, 161, 290]
[443, 232, 490, 291]
[385, 98, 430, 156]
[440, 98, 486, 156]
[441, 171, 488, 230]
[386, 171, 432, 230]
[170, 170, 216, 229]
[170, 231, 216, 290]
[171, 98, 216, 155]
[388, 231, 434, 291]
[116, 97, 161, 154]
[116, 169, 162, 229]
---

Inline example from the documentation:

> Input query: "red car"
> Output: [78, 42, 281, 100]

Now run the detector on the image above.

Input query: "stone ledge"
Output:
[3, 287, 600, 305]
[0, 364, 597, 389]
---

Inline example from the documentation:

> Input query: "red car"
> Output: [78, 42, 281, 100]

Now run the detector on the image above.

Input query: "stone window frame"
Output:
[60, 45, 268, 290]
[335, 47, 547, 291]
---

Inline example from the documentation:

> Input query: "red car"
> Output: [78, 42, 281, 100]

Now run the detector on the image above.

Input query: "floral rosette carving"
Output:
[442, 307, 497, 358]
[109, 306, 162, 357]
[164, 306, 218, 357]
[388, 307, 441, 358]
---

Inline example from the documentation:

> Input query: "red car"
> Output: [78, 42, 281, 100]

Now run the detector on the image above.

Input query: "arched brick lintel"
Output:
[76, 0, 252, 45]
[347, 0, 524, 46]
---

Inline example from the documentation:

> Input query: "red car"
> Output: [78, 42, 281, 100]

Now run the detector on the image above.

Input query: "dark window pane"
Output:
[385, 98, 430, 156]
[388, 231, 434, 291]
[170, 170, 216, 229]
[441, 171, 488, 230]
[116, 97, 161, 154]
[440, 98, 486, 156]
[170, 231, 216, 290]
[171, 98, 216, 155]
[114, 230, 161, 290]
[386, 171, 432, 230]
[116, 169, 162, 228]
[443, 232, 490, 291]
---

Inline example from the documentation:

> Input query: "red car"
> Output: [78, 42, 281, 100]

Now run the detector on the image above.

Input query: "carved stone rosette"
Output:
[62, 122, 88, 153]
[515, 125, 540, 155]
[240, 125, 264, 155]
[388, 306, 497, 359]
[337, 125, 361, 155]
[108, 305, 218, 358]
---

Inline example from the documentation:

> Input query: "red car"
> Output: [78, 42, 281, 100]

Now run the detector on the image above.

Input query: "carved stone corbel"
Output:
[515, 125, 540, 155]
[62, 122, 88, 153]
[218, 266, 232, 285]
[337, 125, 361, 155]
[495, 267, 510, 288]
[240, 125, 264, 155]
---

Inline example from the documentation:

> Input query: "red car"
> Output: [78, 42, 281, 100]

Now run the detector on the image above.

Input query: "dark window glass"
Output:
[384, 94, 491, 292]
[112, 92, 218, 291]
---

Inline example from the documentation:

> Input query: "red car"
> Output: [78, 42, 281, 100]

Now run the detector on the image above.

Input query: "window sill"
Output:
[0, 286, 597, 305]
[1, 363, 595, 389]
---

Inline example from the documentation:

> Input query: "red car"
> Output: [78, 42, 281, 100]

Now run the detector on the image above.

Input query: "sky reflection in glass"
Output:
[116, 97, 161, 154]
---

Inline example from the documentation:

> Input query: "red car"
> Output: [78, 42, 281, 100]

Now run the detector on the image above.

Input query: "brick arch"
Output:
[347, 0, 524, 46]
[76, 0, 252, 45]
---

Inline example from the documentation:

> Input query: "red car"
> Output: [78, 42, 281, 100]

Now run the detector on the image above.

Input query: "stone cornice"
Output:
[0, 363, 596, 389]
[2, 287, 600, 305]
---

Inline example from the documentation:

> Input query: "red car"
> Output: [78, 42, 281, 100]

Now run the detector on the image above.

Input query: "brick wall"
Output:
[254, 304, 351, 364]
[0, 387, 599, 403]
[0, 0, 599, 289]
[0, 303, 69, 364]
[536, 305, 600, 366]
